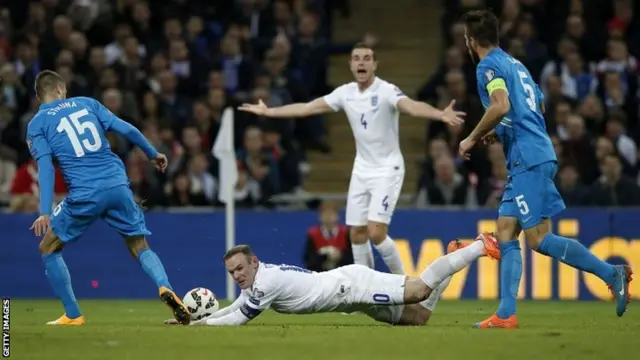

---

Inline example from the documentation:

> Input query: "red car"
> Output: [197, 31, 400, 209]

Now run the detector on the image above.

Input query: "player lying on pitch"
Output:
[165, 235, 499, 326]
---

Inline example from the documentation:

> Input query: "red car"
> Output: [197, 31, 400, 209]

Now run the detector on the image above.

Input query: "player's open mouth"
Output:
[357, 69, 366, 74]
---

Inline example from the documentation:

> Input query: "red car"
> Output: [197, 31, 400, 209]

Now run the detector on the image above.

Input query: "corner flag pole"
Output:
[224, 182, 235, 301]
[212, 107, 238, 301]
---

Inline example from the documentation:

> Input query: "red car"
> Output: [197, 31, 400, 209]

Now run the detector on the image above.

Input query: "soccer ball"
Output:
[183, 287, 219, 321]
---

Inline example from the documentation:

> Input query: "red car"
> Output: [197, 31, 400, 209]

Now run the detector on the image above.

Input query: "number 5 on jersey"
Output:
[57, 109, 102, 157]
[517, 71, 537, 112]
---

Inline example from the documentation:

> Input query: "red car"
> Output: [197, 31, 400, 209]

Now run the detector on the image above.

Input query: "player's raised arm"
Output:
[90, 99, 167, 172]
[238, 96, 334, 118]
[396, 97, 465, 125]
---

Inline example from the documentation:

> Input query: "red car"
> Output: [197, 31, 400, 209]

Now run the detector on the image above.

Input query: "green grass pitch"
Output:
[7, 299, 639, 360]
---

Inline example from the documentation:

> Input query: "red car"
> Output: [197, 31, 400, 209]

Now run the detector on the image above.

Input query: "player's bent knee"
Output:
[524, 219, 552, 250]
[496, 216, 521, 242]
[39, 231, 64, 255]
[404, 279, 430, 304]
[350, 226, 369, 244]
[124, 235, 149, 257]
[367, 221, 388, 244]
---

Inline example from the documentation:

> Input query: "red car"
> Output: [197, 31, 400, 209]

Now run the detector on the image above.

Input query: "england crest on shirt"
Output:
[371, 94, 378, 107]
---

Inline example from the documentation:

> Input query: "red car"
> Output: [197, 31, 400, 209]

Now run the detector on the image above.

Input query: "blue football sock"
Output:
[42, 253, 82, 319]
[138, 249, 172, 290]
[496, 239, 522, 319]
[537, 233, 615, 284]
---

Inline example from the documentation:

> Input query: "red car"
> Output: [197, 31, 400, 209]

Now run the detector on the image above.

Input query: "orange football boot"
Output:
[159, 286, 191, 325]
[473, 313, 519, 329]
[447, 232, 501, 260]
[46, 314, 85, 325]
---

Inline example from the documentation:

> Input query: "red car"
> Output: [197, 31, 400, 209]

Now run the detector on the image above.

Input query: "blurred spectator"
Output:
[237, 126, 280, 204]
[587, 153, 640, 206]
[232, 165, 263, 208]
[9, 159, 67, 212]
[416, 154, 478, 207]
[556, 162, 589, 206]
[477, 143, 508, 207]
[604, 110, 637, 176]
[304, 201, 353, 272]
[167, 172, 210, 207]
[576, 94, 605, 132]
[417, 46, 476, 103]
[0, 0, 343, 211]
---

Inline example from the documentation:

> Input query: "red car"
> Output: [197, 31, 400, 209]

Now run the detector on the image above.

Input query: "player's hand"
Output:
[459, 137, 476, 160]
[152, 153, 168, 173]
[440, 100, 465, 126]
[30, 215, 51, 237]
[481, 130, 498, 145]
[164, 318, 180, 325]
[238, 99, 268, 116]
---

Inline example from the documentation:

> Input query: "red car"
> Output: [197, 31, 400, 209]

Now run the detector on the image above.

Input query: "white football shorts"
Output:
[345, 170, 404, 226]
[334, 264, 406, 324]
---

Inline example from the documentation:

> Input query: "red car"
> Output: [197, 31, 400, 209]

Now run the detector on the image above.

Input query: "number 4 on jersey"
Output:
[57, 109, 102, 157]
[360, 114, 367, 129]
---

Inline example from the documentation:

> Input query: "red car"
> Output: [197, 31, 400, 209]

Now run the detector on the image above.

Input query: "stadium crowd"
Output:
[0, 0, 362, 212]
[416, 0, 640, 208]
[2, 0, 639, 213]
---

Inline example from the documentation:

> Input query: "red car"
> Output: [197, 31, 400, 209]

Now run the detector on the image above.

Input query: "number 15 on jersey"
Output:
[57, 109, 102, 157]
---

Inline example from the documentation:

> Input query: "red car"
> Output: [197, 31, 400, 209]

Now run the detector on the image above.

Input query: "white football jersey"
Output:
[200, 263, 408, 326]
[241, 262, 351, 315]
[323, 77, 407, 175]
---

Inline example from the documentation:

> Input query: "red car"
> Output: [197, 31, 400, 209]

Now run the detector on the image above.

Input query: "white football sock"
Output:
[374, 236, 405, 275]
[352, 241, 375, 269]
[421, 276, 452, 311]
[420, 240, 484, 288]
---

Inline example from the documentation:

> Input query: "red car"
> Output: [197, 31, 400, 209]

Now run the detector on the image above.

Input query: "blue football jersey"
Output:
[476, 48, 556, 175]
[27, 97, 129, 200]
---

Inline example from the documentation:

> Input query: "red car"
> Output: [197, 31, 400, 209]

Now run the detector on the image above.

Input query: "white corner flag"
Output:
[212, 107, 238, 301]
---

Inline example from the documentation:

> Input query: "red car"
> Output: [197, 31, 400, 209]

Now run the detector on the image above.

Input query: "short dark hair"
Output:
[607, 110, 627, 126]
[351, 42, 375, 60]
[462, 10, 500, 47]
[35, 70, 65, 101]
[223, 244, 254, 261]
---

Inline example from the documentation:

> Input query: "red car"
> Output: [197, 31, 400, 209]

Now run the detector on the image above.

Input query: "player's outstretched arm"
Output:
[396, 98, 465, 126]
[109, 118, 158, 160]
[238, 97, 334, 118]
[91, 99, 161, 164]
[202, 293, 247, 320]
[190, 308, 254, 326]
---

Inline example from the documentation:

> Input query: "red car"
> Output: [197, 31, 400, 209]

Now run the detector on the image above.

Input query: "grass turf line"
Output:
[8, 300, 640, 360]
